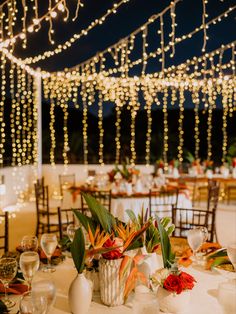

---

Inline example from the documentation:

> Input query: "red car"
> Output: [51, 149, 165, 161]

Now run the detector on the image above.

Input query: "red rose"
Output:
[102, 237, 124, 260]
[179, 272, 196, 290]
[163, 274, 183, 295]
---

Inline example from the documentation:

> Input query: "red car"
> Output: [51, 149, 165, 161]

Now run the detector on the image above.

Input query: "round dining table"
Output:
[11, 256, 234, 314]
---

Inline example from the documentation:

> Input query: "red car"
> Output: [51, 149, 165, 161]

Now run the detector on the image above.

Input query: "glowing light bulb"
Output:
[50, 11, 57, 18]
[58, 3, 65, 11]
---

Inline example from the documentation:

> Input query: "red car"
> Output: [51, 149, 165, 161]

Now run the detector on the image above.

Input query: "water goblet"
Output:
[187, 227, 208, 264]
[0, 257, 18, 308]
[31, 280, 56, 312]
[40, 234, 58, 273]
[227, 243, 236, 271]
[67, 224, 77, 242]
[19, 291, 47, 314]
[218, 281, 236, 314]
[20, 251, 40, 291]
[21, 235, 38, 252]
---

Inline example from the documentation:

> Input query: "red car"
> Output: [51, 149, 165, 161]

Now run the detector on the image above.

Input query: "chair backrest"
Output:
[81, 190, 112, 213]
[149, 188, 179, 218]
[36, 177, 44, 188]
[0, 212, 8, 254]
[172, 207, 216, 241]
[207, 182, 220, 211]
[57, 207, 78, 239]
[59, 174, 76, 197]
[179, 176, 197, 206]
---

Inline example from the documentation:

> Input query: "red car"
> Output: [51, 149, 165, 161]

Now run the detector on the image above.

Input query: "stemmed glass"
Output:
[31, 280, 56, 312]
[227, 243, 236, 271]
[187, 227, 208, 263]
[20, 251, 40, 291]
[67, 224, 77, 242]
[19, 291, 47, 314]
[40, 234, 58, 273]
[21, 236, 38, 252]
[0, 257, 18, 308]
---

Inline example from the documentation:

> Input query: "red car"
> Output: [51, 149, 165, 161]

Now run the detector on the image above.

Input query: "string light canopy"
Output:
[0, 0, 235, 169]
[0, 0, 84, 49]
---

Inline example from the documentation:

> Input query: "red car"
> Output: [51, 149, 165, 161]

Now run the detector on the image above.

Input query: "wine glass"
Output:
[20, 251, 40, 290]
[31, 280, 56, 312]
[21, 236, 38, 252]
[0, 257, 18, 308]
[227, 243, 236, 271]
[67, 224, 77, 242]
[218, 281, 236, 313]
[40, 234, 58, 273]
[19, 291, 47, 314]
[187, 227, 208, 263]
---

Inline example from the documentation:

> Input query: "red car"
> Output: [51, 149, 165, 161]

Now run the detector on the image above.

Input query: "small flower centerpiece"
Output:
[151, 218, 196, 313]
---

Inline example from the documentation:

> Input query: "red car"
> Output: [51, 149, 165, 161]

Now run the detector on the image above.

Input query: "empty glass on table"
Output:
[40, 234, 58, 273]
[19, 251, 40, 290]
[21, 236, 38, 252]
[187, 227, 208, 263]
[19, 290, 47, 314]
[227, 243, 236, 271]
[0, 257, 18, 308]
[31, 280, 56, 312]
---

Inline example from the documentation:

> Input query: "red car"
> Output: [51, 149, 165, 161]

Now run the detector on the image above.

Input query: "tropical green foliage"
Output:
[71, 228, 86, 273]
[156, 216, 175, 269]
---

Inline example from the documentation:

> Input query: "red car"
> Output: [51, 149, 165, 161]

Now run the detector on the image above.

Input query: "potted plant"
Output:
[151, 218, 196, 313]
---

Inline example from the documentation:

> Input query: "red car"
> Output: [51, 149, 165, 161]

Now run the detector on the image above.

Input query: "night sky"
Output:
[12, 0, 236, 73]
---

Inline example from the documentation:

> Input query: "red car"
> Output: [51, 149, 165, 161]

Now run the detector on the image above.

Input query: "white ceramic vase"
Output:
[157, 286, 191, 314]
[99, 258, 125, 306]
[68, 273, 92, 314]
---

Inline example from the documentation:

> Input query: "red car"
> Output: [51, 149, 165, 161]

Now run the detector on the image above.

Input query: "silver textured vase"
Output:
[99, 258, 124, 306]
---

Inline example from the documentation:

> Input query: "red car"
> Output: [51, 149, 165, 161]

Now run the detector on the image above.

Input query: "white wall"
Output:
[42, 164, 155, 187]
[0, 164, 155, 206]
[0, 165, 34, 207]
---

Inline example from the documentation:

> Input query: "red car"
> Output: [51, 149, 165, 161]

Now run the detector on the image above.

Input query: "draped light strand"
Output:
[9, 61, 16, 166]
[82, 85, 88, 165]
[16, 65, 22, 166]
[170, 0, 176, 57]
[202, 0, 208, 52]
[49, 99, 56, 166]
[26, 73, 33, 164]
[177, 85, 185, 164]
[21, 69, 27, 165]
[207, 87, 213, 160]
[145, 103, 152, 166]
[98, 91, 104, 165]
[0, 53, 6, 167]
[22, 0, 131, 64]
[163, 88, 169, 172]
[192, 87, 200, 160]
[115, 104, 121, 164]
[222, 83, 228, 163]
[130, 106, 137, 166]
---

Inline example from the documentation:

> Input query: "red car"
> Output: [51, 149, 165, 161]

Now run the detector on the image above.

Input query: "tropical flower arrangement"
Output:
[151, 218, 196, 295]
[202, 159, 214, 171]
[156, 159, 165, 169]
[70, 193, 150, 300]
[108, 160, 140, 183]
[169, 159, 179, 169]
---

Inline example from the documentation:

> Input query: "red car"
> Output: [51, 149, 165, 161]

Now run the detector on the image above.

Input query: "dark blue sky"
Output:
[13, 0, 236, 72]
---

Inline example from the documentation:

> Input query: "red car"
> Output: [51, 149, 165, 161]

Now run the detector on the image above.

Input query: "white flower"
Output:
[151, 268, 170, 287]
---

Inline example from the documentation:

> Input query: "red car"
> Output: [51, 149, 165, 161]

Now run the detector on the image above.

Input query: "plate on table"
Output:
[213, 264, 236, 280]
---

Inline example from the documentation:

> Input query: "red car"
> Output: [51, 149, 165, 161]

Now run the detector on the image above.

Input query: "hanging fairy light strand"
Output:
[170, 0, 176, 57]
[202, 0, 208, 52]
[0, 0, 84, 49]
[98, 91, 104, 165]
[115, 104, 121, 164]
[21, 0, 131, 64]
[0, 53, 6, 168]
[177, 85, 185, 164]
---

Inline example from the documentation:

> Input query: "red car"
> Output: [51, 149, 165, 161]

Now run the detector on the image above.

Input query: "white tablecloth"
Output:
[11, 257, 235, 314]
